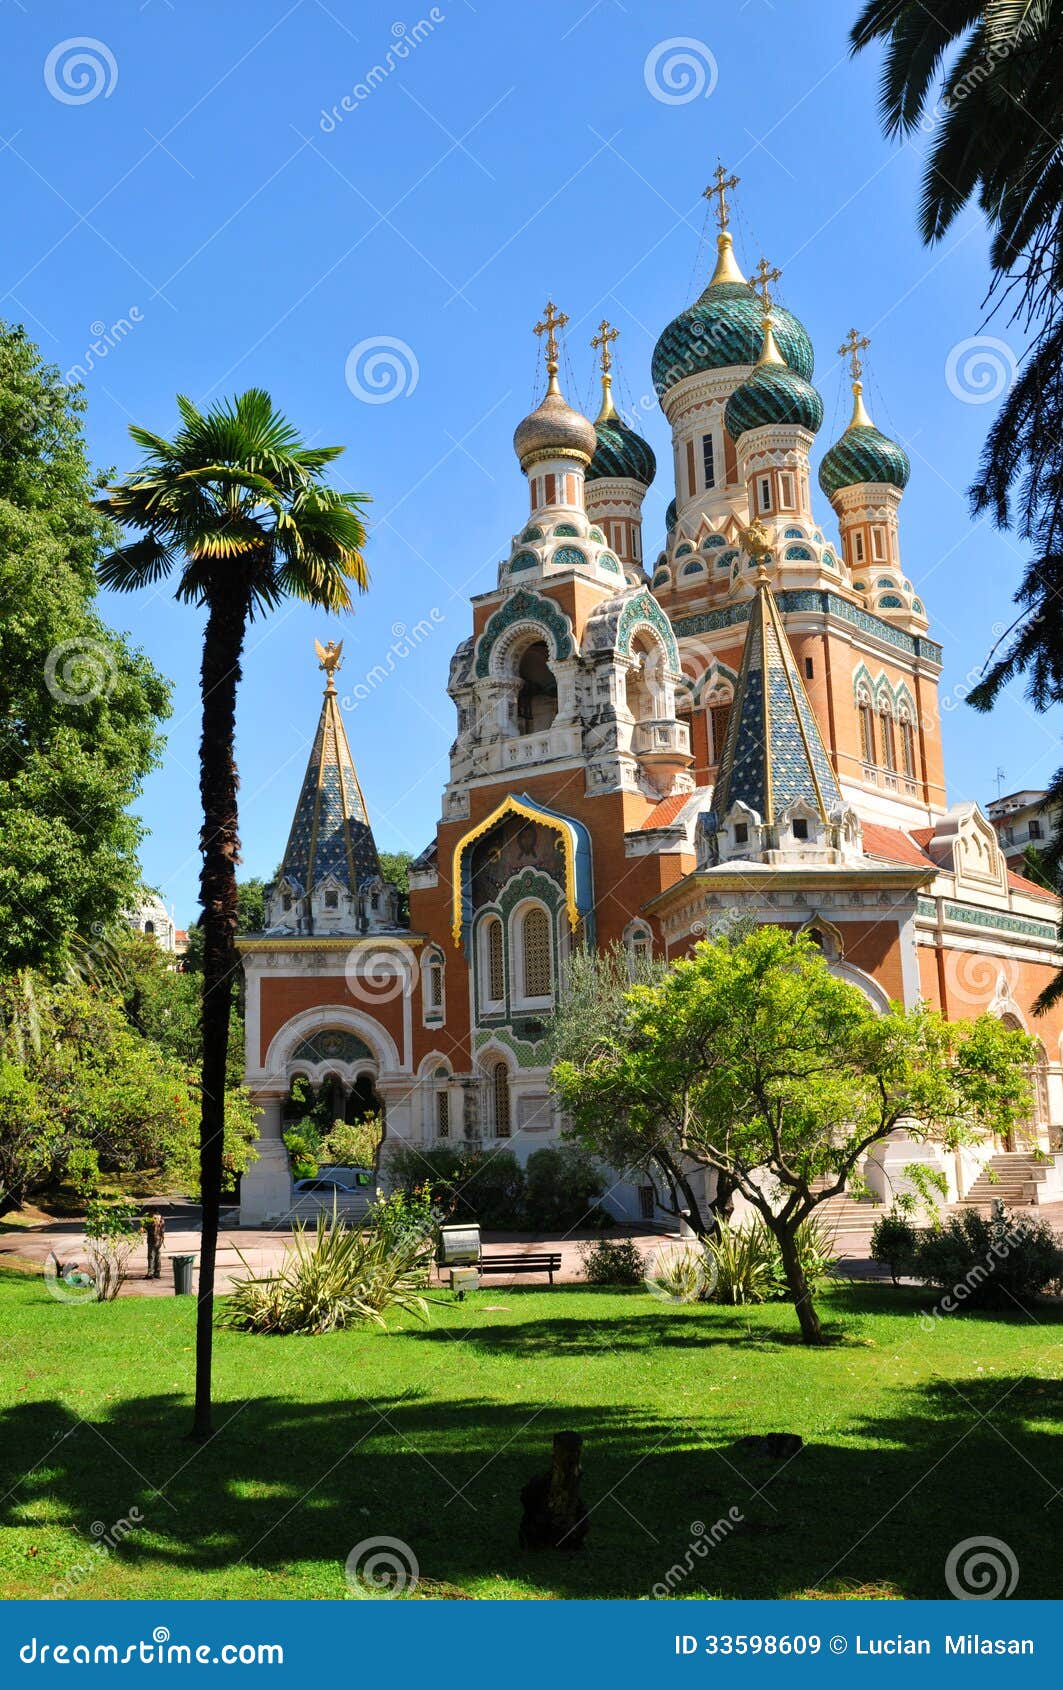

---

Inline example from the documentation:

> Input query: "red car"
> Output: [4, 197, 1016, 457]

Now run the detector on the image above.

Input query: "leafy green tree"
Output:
[0, 324, 169, 974]
[551, 928, 1035, 1343]
[96, 389, 369, 1438]
[0, 972, 256, 1216]
[182, 874, 268, 974]
[850, 4, 1063, 998]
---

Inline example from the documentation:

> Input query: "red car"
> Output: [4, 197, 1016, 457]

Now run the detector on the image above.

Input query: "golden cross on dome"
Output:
[704, 162, 739, 231]
[839, 327, 871, 383]
[591, 318, 620, 376]
[534, 300, 569, 374]
[750, 257, 782, 316]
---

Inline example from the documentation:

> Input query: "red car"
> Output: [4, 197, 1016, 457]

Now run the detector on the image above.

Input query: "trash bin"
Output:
[171, 1254, 196, 1295]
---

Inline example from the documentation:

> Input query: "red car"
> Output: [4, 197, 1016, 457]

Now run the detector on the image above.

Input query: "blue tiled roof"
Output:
[277, 686, 380, 896]
[714, 580, 842, 826]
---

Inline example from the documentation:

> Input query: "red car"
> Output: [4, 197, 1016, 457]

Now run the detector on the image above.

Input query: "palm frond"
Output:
[96, 534, 176, 591]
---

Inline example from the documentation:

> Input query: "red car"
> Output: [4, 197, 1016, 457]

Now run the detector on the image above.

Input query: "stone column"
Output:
[238, 1092, 291, 1226]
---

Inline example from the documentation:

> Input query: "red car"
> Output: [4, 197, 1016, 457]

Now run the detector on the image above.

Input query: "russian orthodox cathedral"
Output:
[238, 169, 1063, 1226]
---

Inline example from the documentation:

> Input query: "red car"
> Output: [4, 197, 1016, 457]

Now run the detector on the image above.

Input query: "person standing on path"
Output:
[145, 1211, 166, 1279]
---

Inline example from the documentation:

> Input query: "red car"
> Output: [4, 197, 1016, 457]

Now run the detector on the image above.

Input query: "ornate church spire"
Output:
[271, 640, 383, 925]
[712, 568, 842, 832]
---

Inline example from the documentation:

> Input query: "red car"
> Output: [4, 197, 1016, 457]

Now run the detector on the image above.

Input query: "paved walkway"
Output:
[4, 1199, 1060, 1299]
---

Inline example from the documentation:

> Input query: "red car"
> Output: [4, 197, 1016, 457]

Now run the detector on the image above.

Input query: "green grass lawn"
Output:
[1, 1267, 1061, 1601]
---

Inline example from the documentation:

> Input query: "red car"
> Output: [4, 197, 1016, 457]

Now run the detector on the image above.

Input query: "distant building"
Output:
[127, 893, 177, 952]
[987, 790, 1058, 871]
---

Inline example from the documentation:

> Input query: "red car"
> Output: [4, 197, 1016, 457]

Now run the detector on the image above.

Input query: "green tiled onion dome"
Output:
[587, 412, 657, 487]
[652, 233, 814, 403]
[818, 384, 909, 497]
[665, 497, 677, 533]
[724, 357, 824, 442]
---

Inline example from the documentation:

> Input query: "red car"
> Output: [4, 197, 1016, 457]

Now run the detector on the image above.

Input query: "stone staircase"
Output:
[962, 1151, 1051, 1209]
[809, 1185, 884, 1250]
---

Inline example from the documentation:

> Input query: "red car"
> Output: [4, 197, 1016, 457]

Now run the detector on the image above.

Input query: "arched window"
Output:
[435, 1067, 451, 1141]
[899, 715, 916, 780]
[624, 920, 654, 978]
[858, 696, 876, 766]
[491, 1061, 511, 1138]
[143, 920, 155, 935]
[520, 905, 552, 1000]
[423, 949, 445, 1022]
[481, 916, 504, 1011]
[879, 709, 897, 773]
[516, 640, 557, 736]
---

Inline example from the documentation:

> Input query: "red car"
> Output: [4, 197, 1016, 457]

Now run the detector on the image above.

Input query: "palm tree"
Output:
[97, 390, 369, 1437]
[852, 0, 1063, 1004]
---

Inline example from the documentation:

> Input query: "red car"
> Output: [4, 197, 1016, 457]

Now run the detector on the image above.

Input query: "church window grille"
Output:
[521, 906, 552, 1000]
[710, 702, 731, 762]
[804, 657, 814, 679]
[853, 530, 865, 563]
[436, 1084, 450, 1141]
[758, 477, 772, 513]
[426, 955, 443, 1013]
[485, 917, 504, 1007]
[491, 1061, 511, 1138]
[779, 472, 795, 508]
[702, 434, 715, 489]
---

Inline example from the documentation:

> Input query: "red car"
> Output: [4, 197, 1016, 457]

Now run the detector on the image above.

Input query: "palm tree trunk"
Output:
[193, 588, 249, 1440]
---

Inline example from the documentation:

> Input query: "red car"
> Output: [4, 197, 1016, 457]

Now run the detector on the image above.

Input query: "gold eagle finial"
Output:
[315, 638, 344, 690]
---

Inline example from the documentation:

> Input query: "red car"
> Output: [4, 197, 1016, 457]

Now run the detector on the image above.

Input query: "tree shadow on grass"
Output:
[1, 1362, 1060, 1601]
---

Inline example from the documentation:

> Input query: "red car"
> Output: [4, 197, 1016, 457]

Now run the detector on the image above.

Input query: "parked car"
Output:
[292, 1177, 359, 1195]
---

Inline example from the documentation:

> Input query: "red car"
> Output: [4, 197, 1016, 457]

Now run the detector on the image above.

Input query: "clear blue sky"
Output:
[2, 0, 1055, 925]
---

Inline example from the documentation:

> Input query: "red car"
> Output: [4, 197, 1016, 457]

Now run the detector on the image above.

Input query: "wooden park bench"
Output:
[479, 1251, 562, 1285]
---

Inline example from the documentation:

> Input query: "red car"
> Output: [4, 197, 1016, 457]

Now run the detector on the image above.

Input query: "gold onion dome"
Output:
[514, 299, 596, 471]
[513, 377, 597, 471]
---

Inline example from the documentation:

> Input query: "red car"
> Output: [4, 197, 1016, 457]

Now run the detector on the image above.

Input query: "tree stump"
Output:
[518, 1431, 589, 1550]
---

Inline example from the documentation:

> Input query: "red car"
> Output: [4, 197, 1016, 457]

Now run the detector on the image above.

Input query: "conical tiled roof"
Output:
[713, 574, 842, 826]
[277, 644, 381, 898]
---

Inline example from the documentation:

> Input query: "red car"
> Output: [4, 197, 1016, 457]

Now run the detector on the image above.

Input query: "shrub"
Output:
[646, 1245, 708, 1303]
[221, 1211, 431, 1335]
[84, 1198, 143, 1301]
[870, 1211, 920, 1284]
[706, 1219, 775, 1305]
[384, 1143, 526, 1229]
[580, 1238, 646, 1286]
[525, 1146, 603, 1230]
[368, 1183, 440, 1253]
[912, 1207, 1063, 1309]
[702, 1215, 837, 1306]
[282, 1129, 318, 1182]
[319, 1113, 382, 1171]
